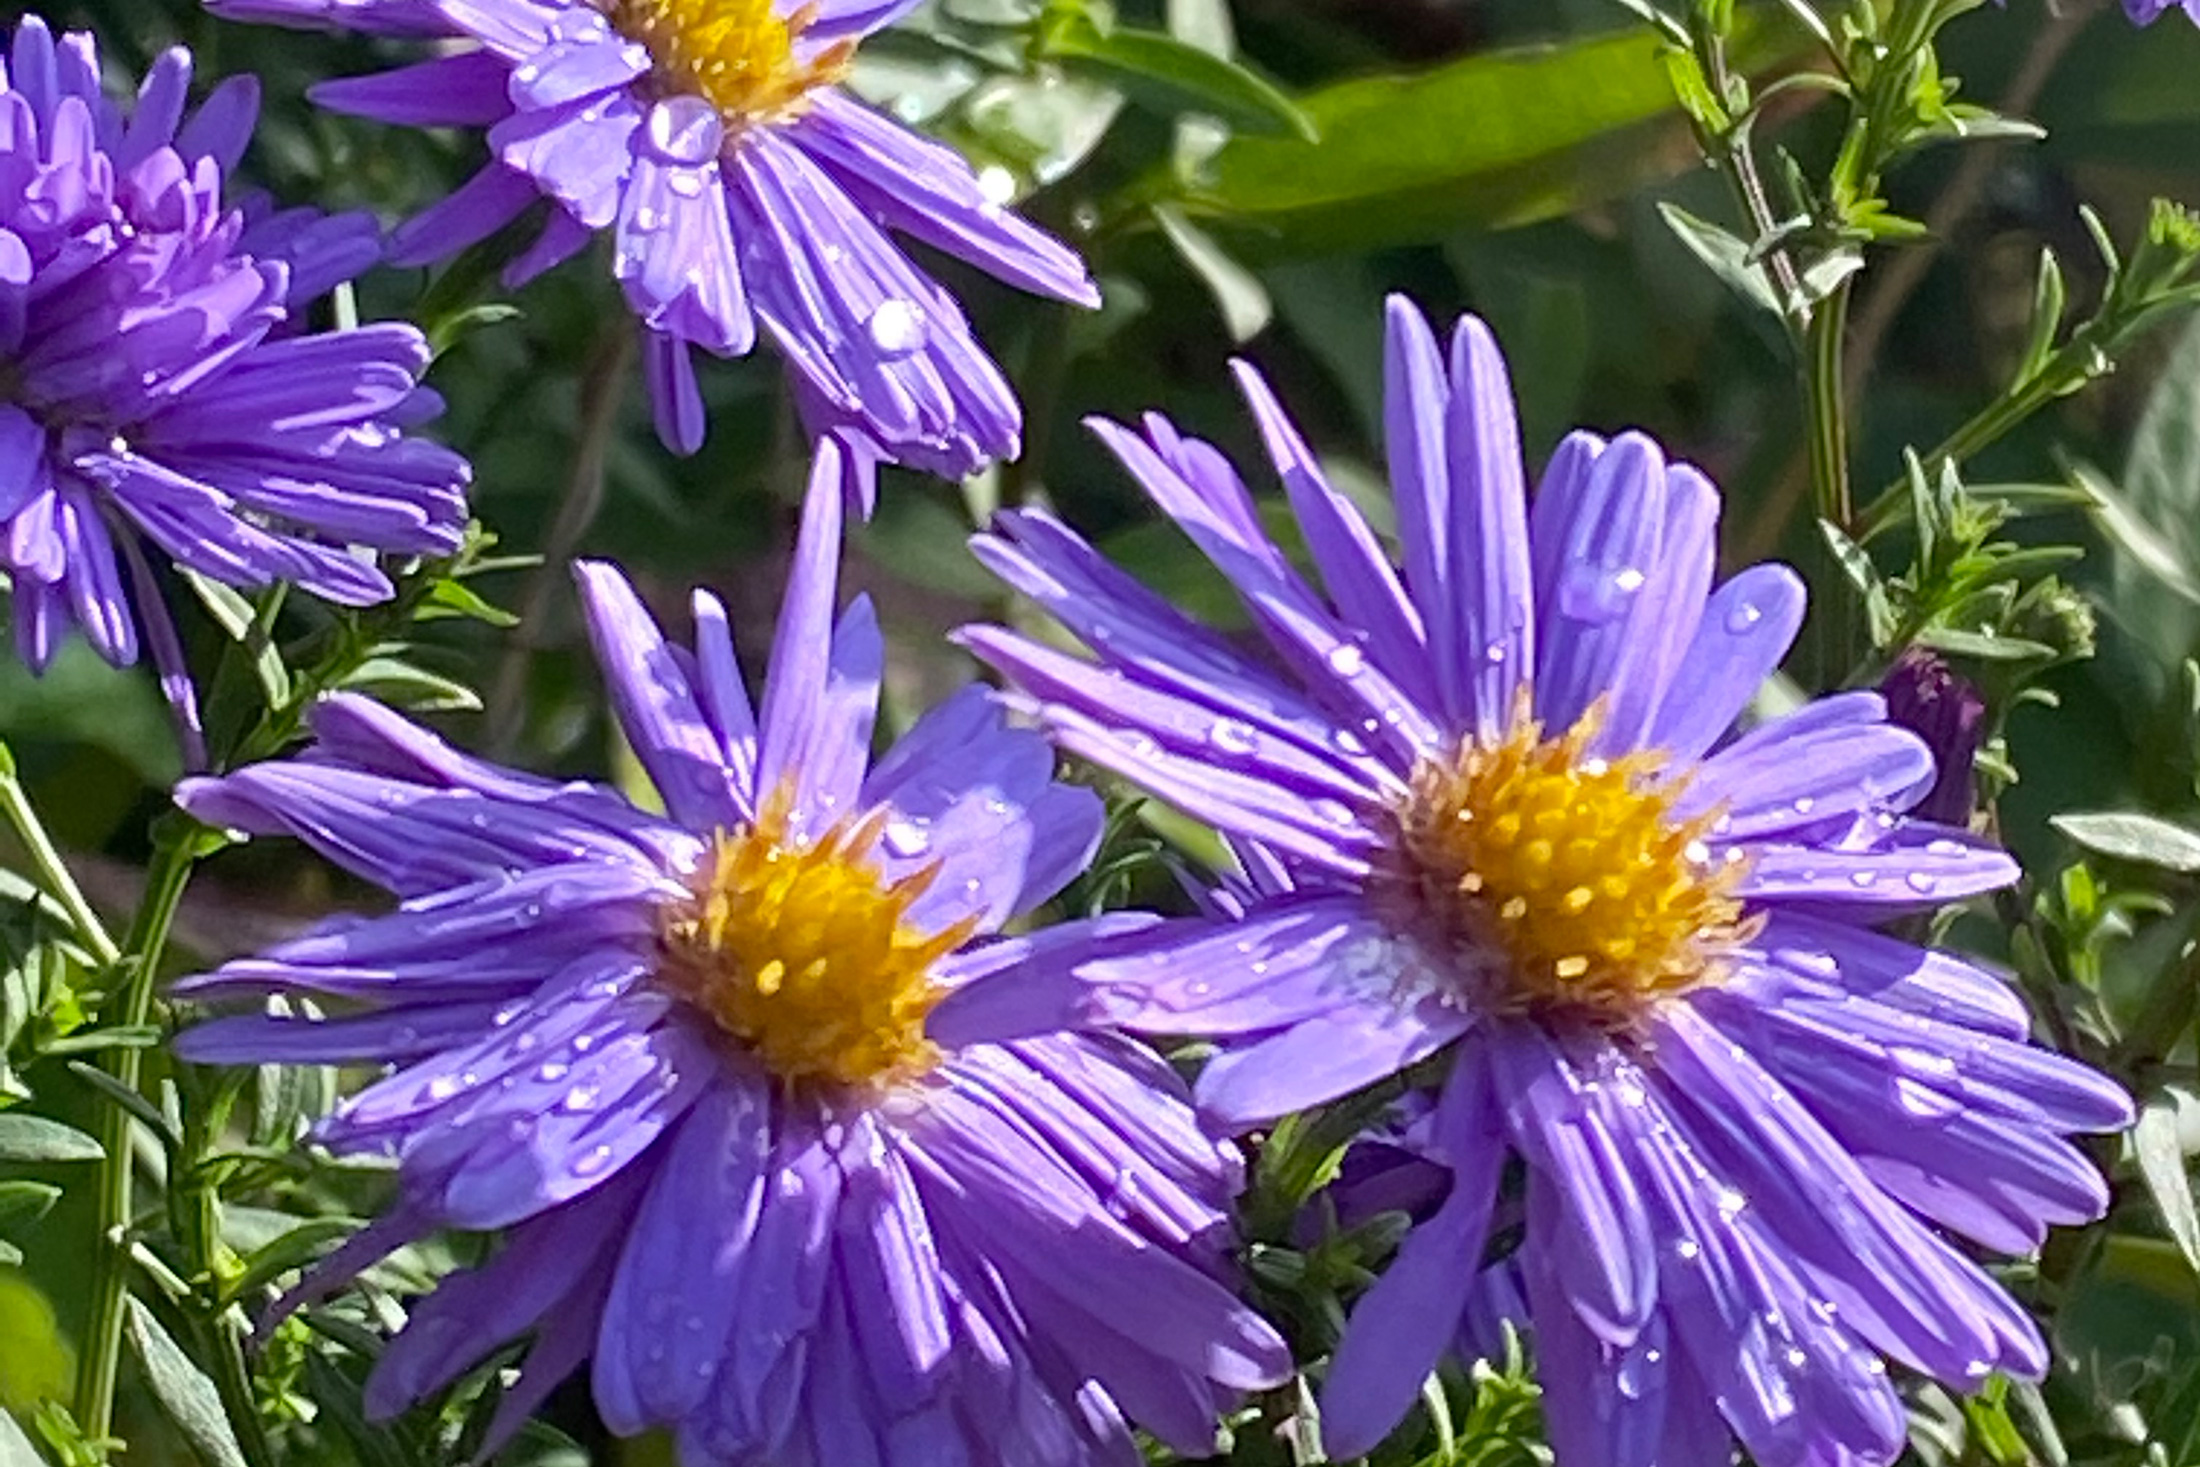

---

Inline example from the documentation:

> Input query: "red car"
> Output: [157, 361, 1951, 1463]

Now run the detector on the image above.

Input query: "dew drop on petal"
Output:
[1724, 600, 1765, 635]
[865, 299, 926, 359]
[1207, 718, 1258, 755]
[1325, 642, 1365, 678]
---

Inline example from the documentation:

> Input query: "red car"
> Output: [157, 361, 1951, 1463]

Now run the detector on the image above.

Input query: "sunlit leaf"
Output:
[125, 1298, 248, 1467]
[1157, 16, 1813, 256]
[2052, 811, 2200, 873]
[0, 1114, 102, 1164]
[2135, 1094, 2200, 1276]
[1039, 11, 1314, 139]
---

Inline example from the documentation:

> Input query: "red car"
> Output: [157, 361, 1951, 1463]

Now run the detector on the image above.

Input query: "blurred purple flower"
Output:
[219, 0, 1097, 469]
[2127, 0, 2200, 23]
[1879, 648, 1988, 827]
[173, 440, 1286, 1466]
[964, 296, 2131, 1467]
[0, 17, 470, 761]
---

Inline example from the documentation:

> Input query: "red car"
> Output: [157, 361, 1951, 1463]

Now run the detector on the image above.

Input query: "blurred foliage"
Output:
[13, 0, 2200, 1462]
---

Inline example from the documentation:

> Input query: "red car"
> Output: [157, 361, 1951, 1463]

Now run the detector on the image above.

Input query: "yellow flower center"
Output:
[602, 0, 852, 126]
[655, 789, 973, 1091]
[1385, 694, 1752, 1023]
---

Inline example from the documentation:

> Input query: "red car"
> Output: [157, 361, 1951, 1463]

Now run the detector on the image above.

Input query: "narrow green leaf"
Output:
[1153, 204, 1272, 342]
[223, 1218, 362, 1307]
[1910, 626, 2058, 663]
[2135, 1094, 2200, 1275]
[0, 1180, 61, 1226]
[65, 1061, 182, 1151]
[336, 658, 484, 714]
[1039, 12, 1314, 140]
[1657, 202, 1780, 318]
[124, 1298, 249, 1467]
[0, 1113, 102, 1163]
[0, 1408, 39, 1467]
[2052, 811, 2200, 873]
[420, 579, 520, 628]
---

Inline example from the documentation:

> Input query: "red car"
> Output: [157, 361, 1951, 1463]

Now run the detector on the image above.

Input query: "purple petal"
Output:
[1645, 564, 1807, 762]
[1321, 1058, 1503, 1459]
[574, 558, 750, 830]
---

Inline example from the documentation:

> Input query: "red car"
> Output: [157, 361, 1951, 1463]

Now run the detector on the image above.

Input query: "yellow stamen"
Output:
[602, 0, 852, 127]
[655, 786, 973, 1091]
[1385, 691, 1753, 1023]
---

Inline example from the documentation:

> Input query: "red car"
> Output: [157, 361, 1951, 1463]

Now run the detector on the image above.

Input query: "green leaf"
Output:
[337, 658, 484, 714]
[0, 1408, 39, 1467]
[0, 1181, 60, 1228]
[64, 1061, 181, 1151]
[1152, 204, 1271, 342]
[1657, 202, 1781, 318]
[1158, 15, 1814, 256]
[2051, 811, 2200, 873]
[0, 1114, 102, 1164]
[420, 579, 520, 628]
[124, 1299, 248, 1467]
[1910, 626, 2058, 663]
[2135, 1093, 2200, 1275]
[1038, 11, 1314, 140]
[2104, 311, 2200, 677]
[222, 1218, 362, 1307]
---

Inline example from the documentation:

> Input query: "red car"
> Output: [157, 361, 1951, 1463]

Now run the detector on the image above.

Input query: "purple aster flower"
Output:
[220, 0, 1097, 468]
[172, 439, 1288, 1466]
[0, 17, 471, 759]
[962, 297, 2132, 1467]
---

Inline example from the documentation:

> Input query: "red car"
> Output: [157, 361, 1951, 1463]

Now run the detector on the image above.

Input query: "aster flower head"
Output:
[172, 441, 1288, 1466]
[964, 297, 2133, 1467]
[0, 16, 471, 754]
[230, 0, 1098, 468]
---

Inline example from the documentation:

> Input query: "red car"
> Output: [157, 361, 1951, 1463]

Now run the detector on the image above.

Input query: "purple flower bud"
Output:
[1880, 648, 1989, 825]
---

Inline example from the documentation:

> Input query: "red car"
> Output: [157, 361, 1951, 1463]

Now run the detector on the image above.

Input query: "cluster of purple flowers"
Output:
[0, 18, 469, 758]
[2, 5, 2153, 1467]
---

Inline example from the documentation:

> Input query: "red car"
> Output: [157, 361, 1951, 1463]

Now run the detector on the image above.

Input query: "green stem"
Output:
[74, 824, 205, 1448]
[1804, 282, 1854, 532]
[0, 771, 120, 967]
[1854, 366, 2068, 541]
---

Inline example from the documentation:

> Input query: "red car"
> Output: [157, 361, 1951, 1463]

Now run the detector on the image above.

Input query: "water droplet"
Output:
[1904, 871, 1938, 895]
[426, 1074, 461, 1101]
[1714, 1187, 1747, 1219]
[537, 1060, 570, 1083]
[882, 818, 930, 858]
[1925, 838, 1967, 857]
[645, 95, 725, 165]
[1724, 601, 1765, 635]
[1484, 640, 1509, 665]
[561, 1081, 603, 1113]
[865, 299, 926, 359]
[977, 165, 1017, 206]
[1558, 562, 1647, 624]
[574, 1144, 617, 1177]
[666, 168, 707, 199]
[1675, 1238, 1701, 1261]
[1847, 870, 1877, 889]
[1791, 795, 1816, 816]
[1208, 718, 1258, 755]
[1310, 798, 1357, 828]
[1325, 643, 1366, 677]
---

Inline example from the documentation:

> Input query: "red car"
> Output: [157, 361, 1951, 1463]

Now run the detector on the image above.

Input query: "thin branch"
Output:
[1841, 0, 2100, 405]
